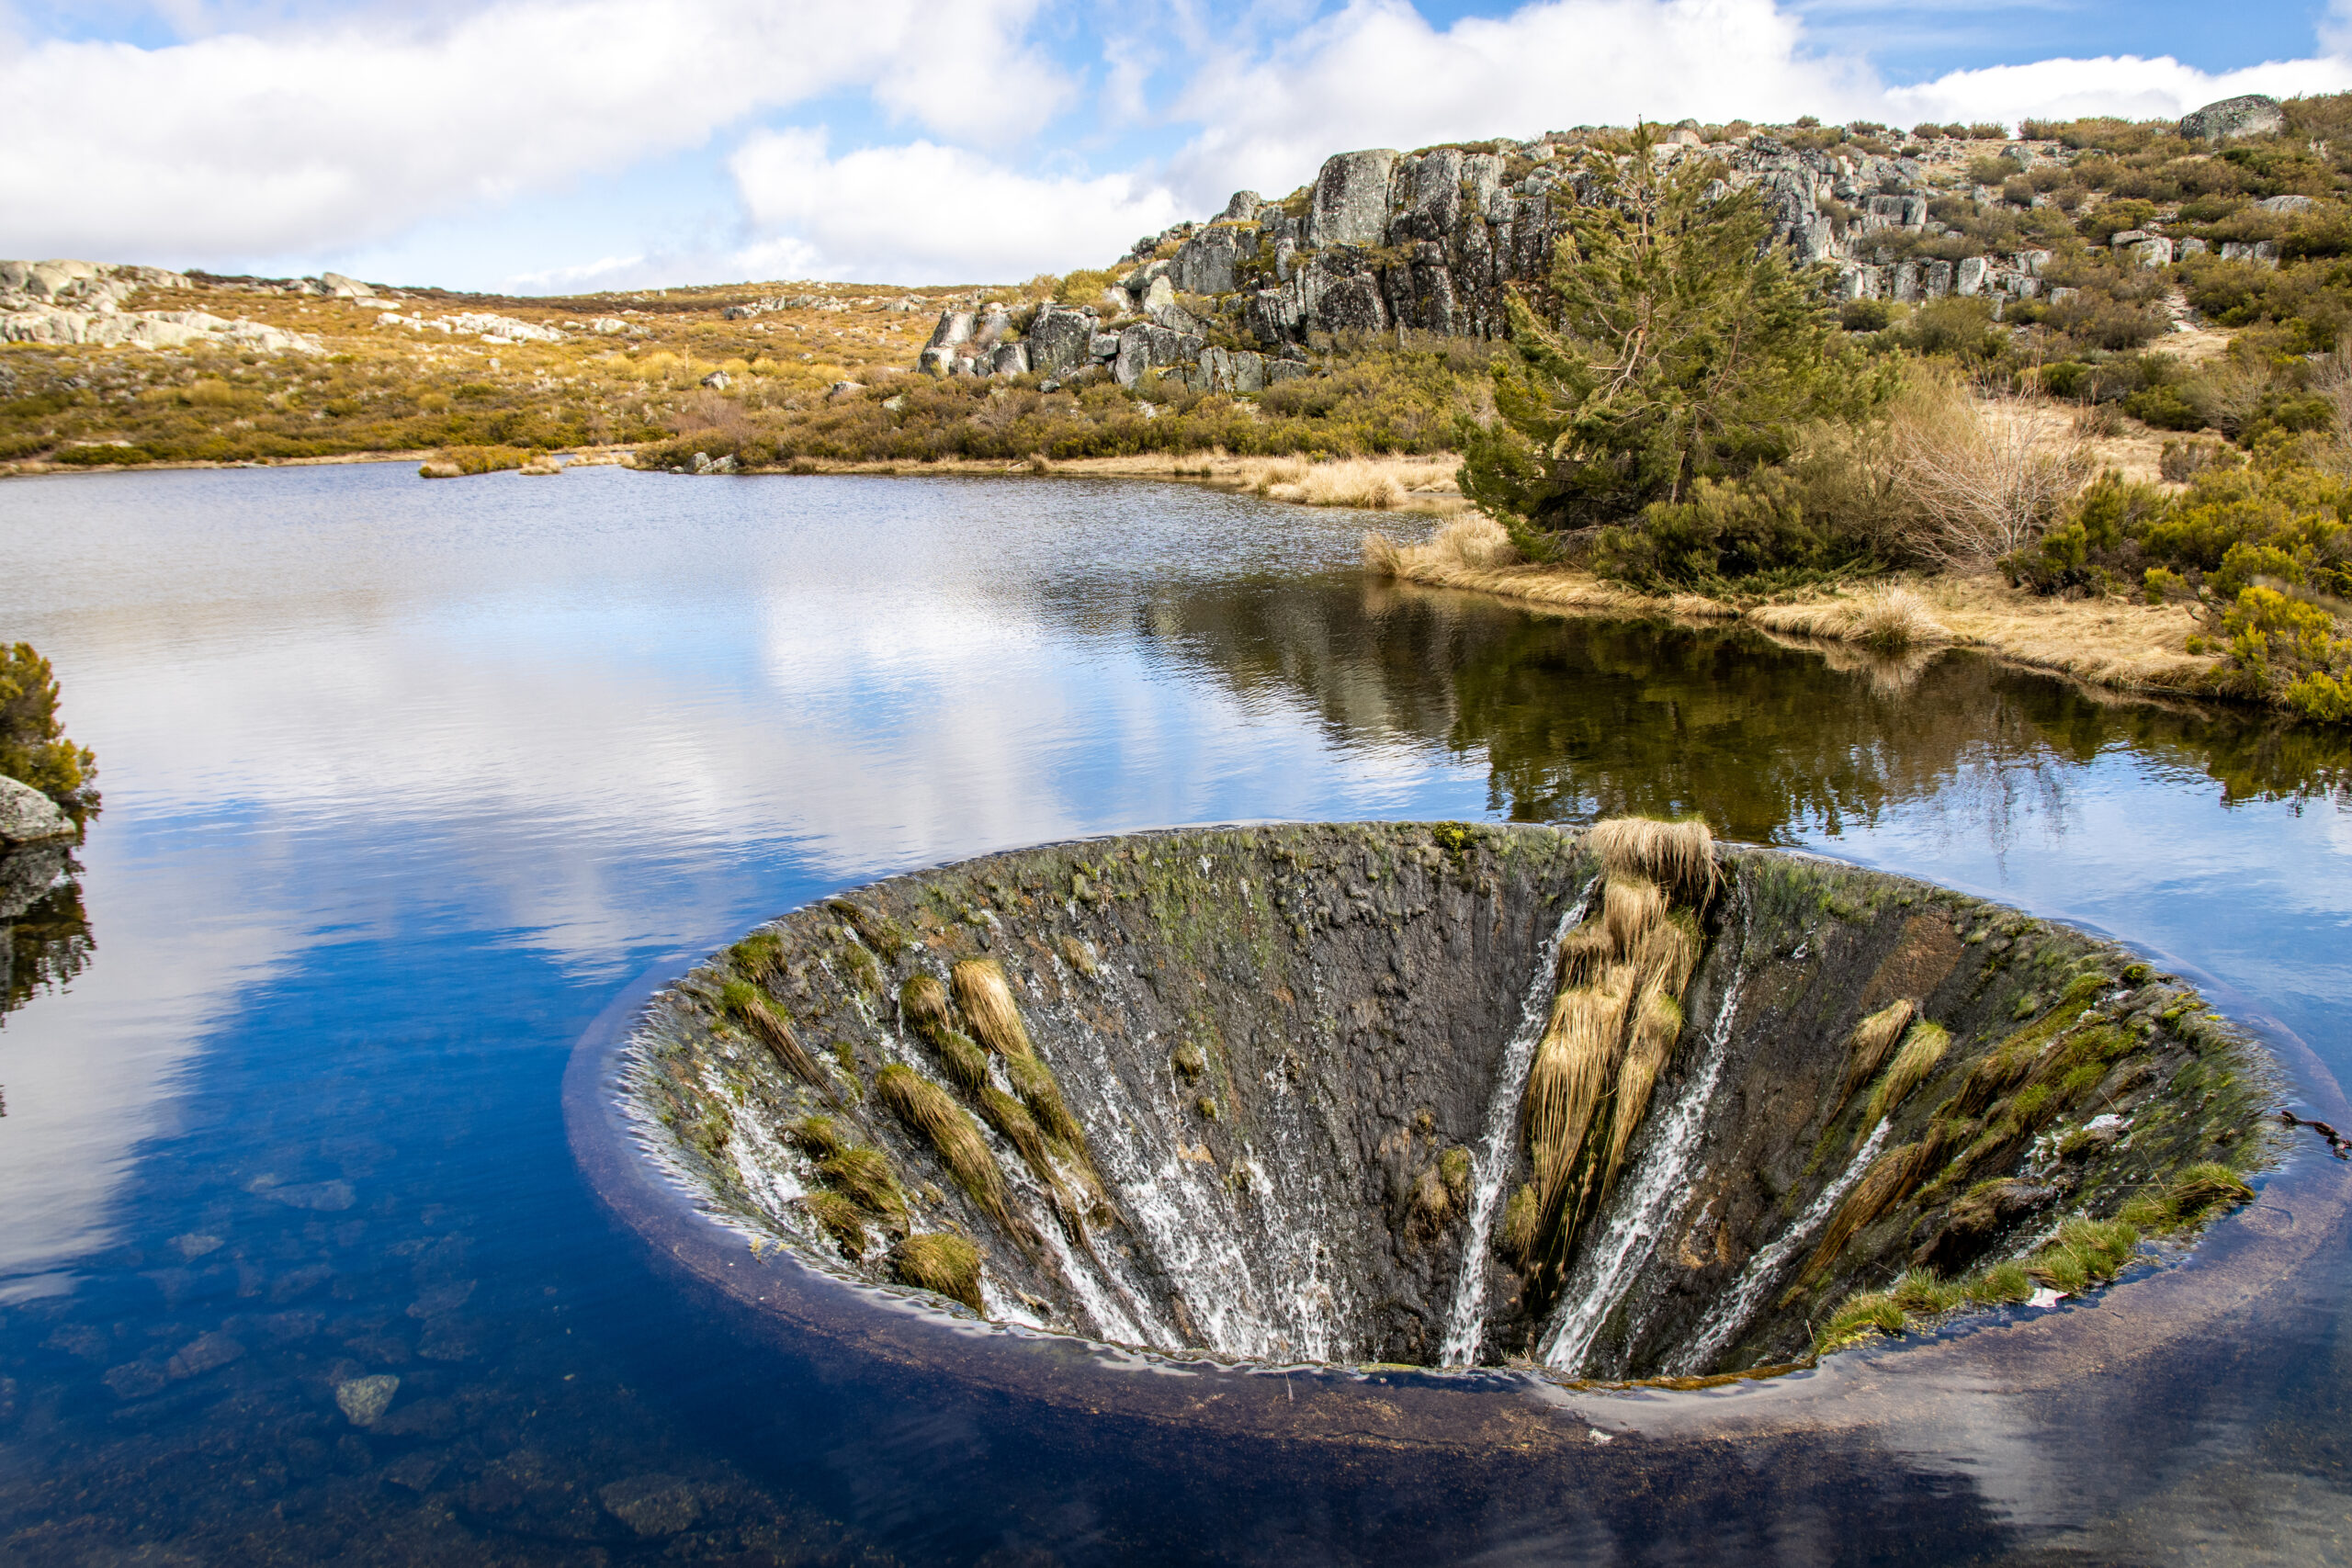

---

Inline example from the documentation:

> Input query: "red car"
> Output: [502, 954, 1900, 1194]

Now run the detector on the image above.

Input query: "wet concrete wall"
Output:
[623, 824, 2277, 1376]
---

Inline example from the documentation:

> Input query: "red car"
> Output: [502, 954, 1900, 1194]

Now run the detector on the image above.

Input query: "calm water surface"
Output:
[0, 462, 2348, 1563]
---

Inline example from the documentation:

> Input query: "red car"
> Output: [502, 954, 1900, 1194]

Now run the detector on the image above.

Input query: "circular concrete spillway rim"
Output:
[564, 825, 2352, 1453]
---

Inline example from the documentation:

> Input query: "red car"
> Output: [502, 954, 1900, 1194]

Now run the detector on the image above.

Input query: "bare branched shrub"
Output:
[671, 389, 754, 445]
[1893, 383, 2093, 570]
[2072, 402, 2121, 440]
[2198, 350, 2282, 440]
[2307, 347, 2352, 471]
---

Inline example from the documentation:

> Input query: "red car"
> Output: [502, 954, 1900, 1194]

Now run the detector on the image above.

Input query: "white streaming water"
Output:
[1435, 887, 1593, 1365]
[1035, 952, 1351, 1360]
[1666, 1114, 1894, 1374]
[1534, 911, 1753, 1372]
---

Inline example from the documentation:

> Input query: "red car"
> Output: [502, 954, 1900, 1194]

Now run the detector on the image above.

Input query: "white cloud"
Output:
[0, 0, 1061, 265]
[1885, 53, 2352, 129]
[9, 0, 2352, 289]
[728, 127, 1183, 284]
[1168, 0, 1874, 207]
[506, 253, 646, 288]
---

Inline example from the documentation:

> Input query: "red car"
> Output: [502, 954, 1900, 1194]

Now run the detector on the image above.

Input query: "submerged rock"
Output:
[623, 822, 2278, 1379]
[334, 1372, 399, 1426]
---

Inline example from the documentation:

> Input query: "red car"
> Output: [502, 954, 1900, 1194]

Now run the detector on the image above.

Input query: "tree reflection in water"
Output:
[1132, 574, 2351, 850]
[0, 846, 89, 1025]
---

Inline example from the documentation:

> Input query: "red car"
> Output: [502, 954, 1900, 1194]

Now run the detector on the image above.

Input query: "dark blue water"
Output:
[0, 461, 2347, 1563]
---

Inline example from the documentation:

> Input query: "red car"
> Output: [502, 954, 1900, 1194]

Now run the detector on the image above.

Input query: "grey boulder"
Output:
[0, 776, 74, 846]
[1306, 150, 1399, 248]
[1025, 306, 1096, 376]
[2179, 95, 2284, 143]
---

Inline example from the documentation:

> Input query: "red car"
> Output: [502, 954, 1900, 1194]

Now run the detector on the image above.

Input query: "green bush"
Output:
[1838, 299, 1893, 333]
[2224, 585, 2352, 720]
[1591, 472, 1865, 590]
[0, 643, 97, 818]
[1460, 125, 1892, 557]
[51, 445, 152, 466]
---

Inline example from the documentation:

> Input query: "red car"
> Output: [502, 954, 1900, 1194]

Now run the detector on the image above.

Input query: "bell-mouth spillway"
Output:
[566, 820, 2349, 1450]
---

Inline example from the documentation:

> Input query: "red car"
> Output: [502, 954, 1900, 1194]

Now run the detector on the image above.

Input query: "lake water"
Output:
[1, 461, 2348, 1563]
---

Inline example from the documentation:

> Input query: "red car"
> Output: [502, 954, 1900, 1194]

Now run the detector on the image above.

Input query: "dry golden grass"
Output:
[1600, 876, 1669, 956]
[952, 958, 1034, 1059]
[1859, 1021, 1953, 1142]
[1223, 455, 1462, 510]
[894, 1231, 984, 1311]
[1601, 987, 1683, 1201]
[1375, 535, 2223, 702]
[1555, 921, 1618, 991]
[1627, 912, 1702, 998]
[1005, 1052, 1088, 1153]
[726, 986, 834, 1100]
[1749, 586, 1949, 650]
[801, 1190, 870, 1258]
[978, 1085, 1071, 1207]
[1839, 999, 1918, 1106]
[1524, 974, 1632, 1239]
[1369, 528, 1739, 621]
[899, 973, 955, 1043]
[820, 1145, 909, 1223]
[1586, 817, 1718, 904]
[1803, 1140, 1932, 1282]
[1919, 575, 2219, 694]
[933, 1030, 995, 1097]
[876, 1063, 1020, 1236]
[1512, 823, 1735, 1270]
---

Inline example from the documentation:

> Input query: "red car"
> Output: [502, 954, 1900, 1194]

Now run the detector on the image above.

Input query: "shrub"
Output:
[1903, 296, 2003, 362]
[1838, 299, 1893, 333]
[0, 643, 97, 818]
[422, 445, 534, 477]
[1591, 471, 1854, 589]
[2160, 438, 2233, 482]
[1460, 124, 1892, 556]
[1894, 387, 2092, 569]
[2223, 586, 2352, 720]
[2139, 451, 2351, 597]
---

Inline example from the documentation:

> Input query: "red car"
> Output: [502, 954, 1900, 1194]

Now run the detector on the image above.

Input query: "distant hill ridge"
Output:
[914, 94, 2305, 395]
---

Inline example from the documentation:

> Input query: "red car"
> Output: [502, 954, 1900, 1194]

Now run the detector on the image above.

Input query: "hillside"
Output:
[1, 91, 2346, 479]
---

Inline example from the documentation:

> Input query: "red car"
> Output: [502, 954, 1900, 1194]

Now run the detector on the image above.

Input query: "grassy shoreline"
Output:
[1366, 513, 2232, 705]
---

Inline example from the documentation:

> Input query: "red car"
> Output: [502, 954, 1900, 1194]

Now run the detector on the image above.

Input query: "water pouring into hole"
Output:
[614, 820, 2280, 1380]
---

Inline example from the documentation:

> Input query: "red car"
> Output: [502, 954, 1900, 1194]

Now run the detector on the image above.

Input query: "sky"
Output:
[1, 0, 2348, 294]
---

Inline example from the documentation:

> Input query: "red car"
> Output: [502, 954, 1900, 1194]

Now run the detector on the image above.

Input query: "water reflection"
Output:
[1136, 575, 2352, 842]
[0, 466, 2344, 1563]
[0, 846, 87, 1023]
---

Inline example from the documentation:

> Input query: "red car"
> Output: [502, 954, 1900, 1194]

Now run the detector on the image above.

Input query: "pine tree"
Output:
[1460, 126, 1893, 559]
[0, 643, 98, 818]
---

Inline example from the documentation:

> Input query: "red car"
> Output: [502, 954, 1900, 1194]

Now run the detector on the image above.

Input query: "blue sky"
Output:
[0, 0, 2346, 293]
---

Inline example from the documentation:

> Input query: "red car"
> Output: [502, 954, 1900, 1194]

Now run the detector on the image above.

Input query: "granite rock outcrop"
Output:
[913, 94, 2285, 392]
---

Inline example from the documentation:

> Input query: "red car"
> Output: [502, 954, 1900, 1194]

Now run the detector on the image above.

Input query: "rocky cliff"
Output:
[0, 259, 326, 355]
[915, 95, 2291, 395]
